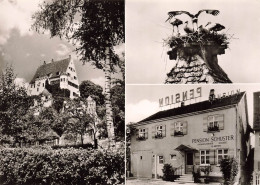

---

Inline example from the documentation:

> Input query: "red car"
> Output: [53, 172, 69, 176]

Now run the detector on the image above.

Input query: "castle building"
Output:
[130, 89, 251, 184]
[28, 56, 80, 99]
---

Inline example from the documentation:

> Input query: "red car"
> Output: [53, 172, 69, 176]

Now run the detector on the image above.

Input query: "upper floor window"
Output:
[203, 114, 224, 132]
[152, 125, 166, 139]
[200, 150, 210, 165]
[137, 128, 148, 141]
[74, 76, 77, 80]
[171, 121, 187, 136]
[217, 149, 229, 164]
[42, 83, 45, 87]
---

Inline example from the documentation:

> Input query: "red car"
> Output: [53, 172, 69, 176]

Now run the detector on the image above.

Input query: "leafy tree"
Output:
[79, 80, 104, 106]
[0, 66, 33, 145]
[64, 99, 97, 147]
[32, 0, 125, 144]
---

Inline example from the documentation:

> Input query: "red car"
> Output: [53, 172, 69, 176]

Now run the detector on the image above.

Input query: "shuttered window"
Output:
[153, 125, 166, 139]
[171, 121, 188, 136]
[203, 114, 224, 132]
[136, 128, 148, 141]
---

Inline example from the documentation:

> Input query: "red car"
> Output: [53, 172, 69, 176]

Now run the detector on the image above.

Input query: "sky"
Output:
[126, 0, 260, 84]
[0, 0, 124, 88]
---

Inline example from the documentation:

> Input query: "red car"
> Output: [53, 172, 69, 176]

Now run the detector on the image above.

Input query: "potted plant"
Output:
[200, 165, 211, 184]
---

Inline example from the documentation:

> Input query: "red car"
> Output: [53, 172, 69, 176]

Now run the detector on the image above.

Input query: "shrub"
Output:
[0, 147, 124, 185]
[192, 168, 201, 183]
[220, 157, 238, 185]
[162, 163, 175, 181]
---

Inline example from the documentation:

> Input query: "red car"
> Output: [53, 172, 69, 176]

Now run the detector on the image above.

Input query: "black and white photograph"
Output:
[126, 0, 260, 84]
[0, 0, 125, 184]
[126, 84, 259, 184]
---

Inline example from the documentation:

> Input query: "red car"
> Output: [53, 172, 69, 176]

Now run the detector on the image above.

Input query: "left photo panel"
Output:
[0, 0, 125, 184]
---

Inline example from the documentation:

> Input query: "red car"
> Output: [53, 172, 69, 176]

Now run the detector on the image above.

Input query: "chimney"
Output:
[43, 61, 46, 64]
[52, 59, 54, 63]
[209, 89, 215, 101]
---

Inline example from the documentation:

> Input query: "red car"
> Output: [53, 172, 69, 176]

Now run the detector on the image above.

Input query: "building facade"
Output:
[253, 92, 260, 185]
[28, 56, 80, 99]
[130, 90, 250, 184]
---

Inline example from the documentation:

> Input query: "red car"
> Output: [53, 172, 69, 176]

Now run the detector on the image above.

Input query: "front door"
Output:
[185, 152, 193, 174]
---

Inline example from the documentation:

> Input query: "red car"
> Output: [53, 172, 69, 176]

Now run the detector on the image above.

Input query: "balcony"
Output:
[154, 132, 163, 139]
[137, 135, 146, 141]
[208, 126, 219, 132]
[174, 131, 184, 136]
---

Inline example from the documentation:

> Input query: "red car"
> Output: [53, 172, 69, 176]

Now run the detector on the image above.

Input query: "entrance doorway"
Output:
[185, 152, 194, 174]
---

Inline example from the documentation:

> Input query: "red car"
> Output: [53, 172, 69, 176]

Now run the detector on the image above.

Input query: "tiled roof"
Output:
[30, 58, 70, 84]
[165, 58, 232, 84]
[139, 92, 245, 123]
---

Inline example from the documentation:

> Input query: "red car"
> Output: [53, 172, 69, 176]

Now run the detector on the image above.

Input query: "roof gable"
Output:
[30, 58, 70, 84]
[139, 92, 245, 123]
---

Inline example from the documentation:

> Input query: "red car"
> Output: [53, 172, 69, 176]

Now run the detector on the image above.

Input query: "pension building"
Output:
[130, 90, 251, 184]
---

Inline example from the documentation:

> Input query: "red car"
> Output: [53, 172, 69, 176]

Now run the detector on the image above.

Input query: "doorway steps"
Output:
[175, 174, 194, 183]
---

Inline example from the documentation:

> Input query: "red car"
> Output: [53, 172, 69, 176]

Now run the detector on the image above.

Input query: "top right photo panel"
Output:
[126, 0, 260, 84]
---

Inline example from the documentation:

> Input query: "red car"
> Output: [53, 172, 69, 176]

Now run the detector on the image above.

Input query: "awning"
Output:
[175, 144, 198, 152]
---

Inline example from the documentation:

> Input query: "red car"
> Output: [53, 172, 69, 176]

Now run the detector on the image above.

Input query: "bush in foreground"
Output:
[162, 163, 175, 181]
[0, 147, 124, 185]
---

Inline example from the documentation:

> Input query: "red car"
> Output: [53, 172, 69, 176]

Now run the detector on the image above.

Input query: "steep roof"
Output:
[139, 92, 245, 123]
[30, 58, 70, 84]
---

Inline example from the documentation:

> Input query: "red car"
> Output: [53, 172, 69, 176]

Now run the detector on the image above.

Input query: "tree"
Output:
[220, 157, 239, 185]
[0, 66, 33, 145]
[64, 99, 98, 147]
[79, 80, 104, 106]
[32, 0, 125, 144]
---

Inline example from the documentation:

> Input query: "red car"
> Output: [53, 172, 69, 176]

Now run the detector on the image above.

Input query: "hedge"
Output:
[0, 147, 124, 185]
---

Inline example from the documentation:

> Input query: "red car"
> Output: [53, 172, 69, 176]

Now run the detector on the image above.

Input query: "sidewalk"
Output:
[126, 178, 221, 185]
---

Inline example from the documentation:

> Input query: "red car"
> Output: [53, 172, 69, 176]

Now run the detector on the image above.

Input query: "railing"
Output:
[175, 165, 183, 176]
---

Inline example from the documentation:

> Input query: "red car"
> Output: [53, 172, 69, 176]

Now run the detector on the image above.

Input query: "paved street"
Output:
[126, 178, 221, 185]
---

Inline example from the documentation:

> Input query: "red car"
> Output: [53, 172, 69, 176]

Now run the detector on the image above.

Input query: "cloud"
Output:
[90, 76, 105, 88]
[0, 0, 42, 45]
[56, 43, 71, 56]
[126, 99, 158, 124]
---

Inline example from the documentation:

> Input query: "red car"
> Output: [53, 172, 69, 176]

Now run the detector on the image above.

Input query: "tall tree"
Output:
[32, 0, 124, 144]
[0, 66, 33, 144]
[79, 80, 104, 106]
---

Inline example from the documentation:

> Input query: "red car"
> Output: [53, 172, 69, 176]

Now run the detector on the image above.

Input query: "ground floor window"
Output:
[158, 156, 164, 164]
[200, 150, 210, 165]
[217, 149, 229, 164]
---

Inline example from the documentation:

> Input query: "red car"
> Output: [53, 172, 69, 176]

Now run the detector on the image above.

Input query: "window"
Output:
[200, 150, 210, 165]
[37, 88, 39, 92]
[67, 72, 71, 76]
[155, 125, 163, 138]
[56, 72, 60, 75]
[60, 78, 62, 82]
[42, 83, 44, 87]
[203, 115, 224, 132]
[175, 122, 183, 135]
[74, 76, 77, 80]
[208, 115, 219, 131]
[159, 156, 164, 164]
[217, 149, 229, 164]
[170, 154, 177, 160]
[137, 128, 147, 140]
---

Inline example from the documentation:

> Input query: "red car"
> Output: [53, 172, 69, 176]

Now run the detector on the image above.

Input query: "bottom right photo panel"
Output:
[126, 84, 259, 185]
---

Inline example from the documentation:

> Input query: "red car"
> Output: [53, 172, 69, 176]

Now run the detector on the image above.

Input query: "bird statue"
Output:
[184, 21, 193, 34]
[198, 22, 211, 34]
[170, 18, 183, 35]
[166, 10, 220, 31]
[208, 23, 225, 33]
